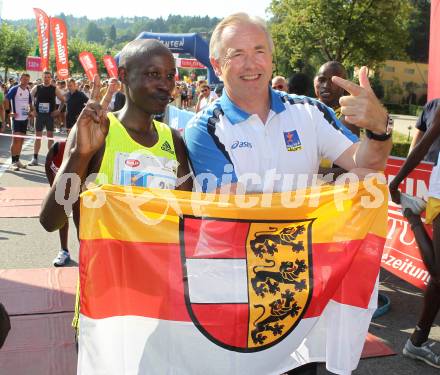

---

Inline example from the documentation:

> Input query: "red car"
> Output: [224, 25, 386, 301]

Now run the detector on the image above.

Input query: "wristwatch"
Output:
[365, 115, 393, 141]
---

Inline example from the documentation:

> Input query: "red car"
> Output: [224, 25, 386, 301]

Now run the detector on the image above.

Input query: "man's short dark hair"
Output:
[20, 73, 30, 79]
[43, 70, 52, 76]
[288, 73, 311, 96]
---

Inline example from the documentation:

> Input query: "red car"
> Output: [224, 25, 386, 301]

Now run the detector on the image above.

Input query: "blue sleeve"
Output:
[310, 98, 358, 143]
[184, 107, 237, 192]
[6, 86, 16, 101]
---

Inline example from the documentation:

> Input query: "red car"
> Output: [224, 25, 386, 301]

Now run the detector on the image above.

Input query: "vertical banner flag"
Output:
[78, 180, 387, 375]
[50, 18, 69, 80]
[383, 156, 432, 290]
[103, 55, 118, 78]
[428, 0, 440, 100]
[33, 8, 50, 71]
[79, 51, 98, 81]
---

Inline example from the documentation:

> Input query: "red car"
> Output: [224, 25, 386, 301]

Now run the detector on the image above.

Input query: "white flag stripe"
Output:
[78, 292, 377, 375]
[186, 258, 249, 303]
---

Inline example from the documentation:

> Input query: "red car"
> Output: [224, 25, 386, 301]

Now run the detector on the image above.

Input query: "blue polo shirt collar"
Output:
[220, 87, 286, 125]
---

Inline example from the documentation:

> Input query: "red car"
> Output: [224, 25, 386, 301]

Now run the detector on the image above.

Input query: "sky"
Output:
[1, 0, 272, 20]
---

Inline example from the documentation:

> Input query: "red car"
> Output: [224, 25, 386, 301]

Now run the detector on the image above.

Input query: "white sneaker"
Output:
[403, 339, 440, 368]
[16, 161, 27, 169]
[53, 250, 71, 267]
[10, 162, 20, 171]
[28, 158, 39, 166]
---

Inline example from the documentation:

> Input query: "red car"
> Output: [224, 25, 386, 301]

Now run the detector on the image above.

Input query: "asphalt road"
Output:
[1, 124, 439, 375]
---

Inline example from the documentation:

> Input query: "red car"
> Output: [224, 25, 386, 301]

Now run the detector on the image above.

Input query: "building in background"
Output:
[379, 60, 428, 105]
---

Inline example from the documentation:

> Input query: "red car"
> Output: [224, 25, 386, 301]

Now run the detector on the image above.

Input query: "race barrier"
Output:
[383, 156, 432, 290]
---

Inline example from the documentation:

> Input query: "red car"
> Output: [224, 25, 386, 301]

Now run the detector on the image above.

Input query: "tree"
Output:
[0, 24, 32, 80]
[406, 0, 430, 62]
[109, 25, 117, 41]
[269, 0, 413, 76]
[85, 22, 106, 44]
[68, 37, 116, 75]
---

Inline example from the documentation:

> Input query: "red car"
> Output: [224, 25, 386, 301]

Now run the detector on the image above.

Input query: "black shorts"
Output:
[12, 119, 28, 134]
[36, 113, 54, 132]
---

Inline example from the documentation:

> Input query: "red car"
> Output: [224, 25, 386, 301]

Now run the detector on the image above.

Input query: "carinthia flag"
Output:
[50, 18, 69, 80]
[78, 181, 387, 375]
[79, 51, 98, 81]
[33, 8, 50, 71]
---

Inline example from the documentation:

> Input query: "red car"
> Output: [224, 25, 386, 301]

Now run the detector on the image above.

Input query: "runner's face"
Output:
[67, 81, 77, 92]
[125, 53, 176, 114]
[20, 76, 30, 87]
[43, 73, 52, 85]
[314, 66, 345, 108]
[213, 23, 273, 100]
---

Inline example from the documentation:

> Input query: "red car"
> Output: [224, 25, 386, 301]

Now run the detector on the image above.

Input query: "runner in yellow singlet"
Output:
[40, 39, 192, 231]
[39, 40, 193, 341]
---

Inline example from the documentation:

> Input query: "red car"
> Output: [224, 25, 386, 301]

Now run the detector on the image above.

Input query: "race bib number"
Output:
[38, 103, 50, 113]
[114, 152, 178, 189]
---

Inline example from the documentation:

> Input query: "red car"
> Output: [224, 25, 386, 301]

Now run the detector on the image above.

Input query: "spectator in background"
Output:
[288, 73, 311, 96]
[82, 83, 91, 99]
[408, 99, 440, 162]
[0, 84, 5, 132]
[271, 75, 288, 92]
[195, 83, 215, 113]
[314, 61, 360, 137]
[63, 78, 89, 134]
[215, 83, 224, 98]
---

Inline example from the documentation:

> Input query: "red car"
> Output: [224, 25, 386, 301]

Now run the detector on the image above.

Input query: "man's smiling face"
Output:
[211, 22, 273, 102]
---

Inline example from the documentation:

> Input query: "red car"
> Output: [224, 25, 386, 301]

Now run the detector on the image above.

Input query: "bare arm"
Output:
[40, 75, 109, 232]
[55, 88, 65, 103]
[408, 128, 424, 154]
[389, 108, 440, 203]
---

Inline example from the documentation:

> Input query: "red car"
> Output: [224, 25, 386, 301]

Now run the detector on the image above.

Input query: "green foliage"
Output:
[406, 0, 430, 62]
[391, 131, 411, 157]
[85, 22, 106, 43]
[269, 0, 414, 76]
[68, 38, 116, 75]
[0, 24, 32, 79]
[6, 15, 220, 44]
[109, 25, 117, 42]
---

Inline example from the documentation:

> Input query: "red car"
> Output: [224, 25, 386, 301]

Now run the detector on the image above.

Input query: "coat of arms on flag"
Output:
[181, 217, 313, 352]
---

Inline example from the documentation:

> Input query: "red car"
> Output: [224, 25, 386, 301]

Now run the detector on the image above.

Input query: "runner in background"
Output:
[0, 84, 5, 132]
[5, 73, 35, 171]
[29, 71, 65, 166]
[45, 141, 70, 266]
[389, 106, 440, 369]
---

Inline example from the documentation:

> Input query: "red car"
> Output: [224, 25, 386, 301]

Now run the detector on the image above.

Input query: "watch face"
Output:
[386, 116, 394, 135]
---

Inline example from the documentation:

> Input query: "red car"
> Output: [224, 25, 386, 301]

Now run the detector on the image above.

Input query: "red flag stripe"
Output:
[80, 233, 383, 321]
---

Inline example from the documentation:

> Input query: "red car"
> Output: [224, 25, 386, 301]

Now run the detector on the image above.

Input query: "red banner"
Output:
[176, 58, 206, 69]
[428, 0, 440, 100]
[103, 55, 118, 78]
[33, 8, 50, 71]
[51, 18, 69, 80]
[79, 51, 98, 81]
[383, 156, 433, 289]
[26, 56, 42, 72]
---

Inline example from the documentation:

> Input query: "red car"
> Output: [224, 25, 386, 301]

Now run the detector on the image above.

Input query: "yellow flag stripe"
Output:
[79, 181, 388, 243]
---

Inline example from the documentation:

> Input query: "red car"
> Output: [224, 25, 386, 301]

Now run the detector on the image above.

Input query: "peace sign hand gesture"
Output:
[74, 74, 110, 157]
[332, 66, 388, 134]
